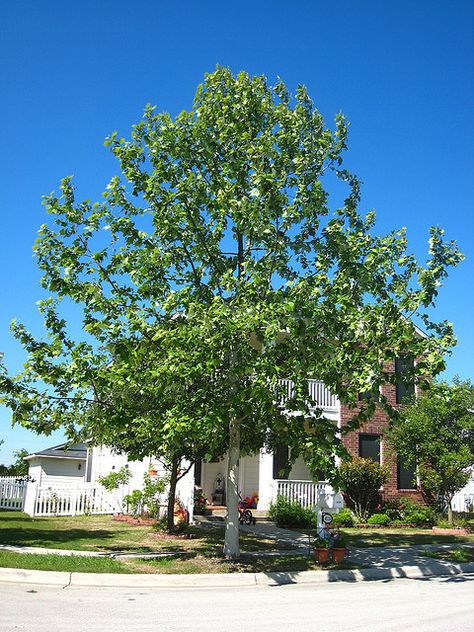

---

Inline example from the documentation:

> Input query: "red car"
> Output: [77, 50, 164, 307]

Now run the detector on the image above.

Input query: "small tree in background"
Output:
[388, 378, 474, 524]
[338, 457, 390, 522]
[0, 448, 29, 477]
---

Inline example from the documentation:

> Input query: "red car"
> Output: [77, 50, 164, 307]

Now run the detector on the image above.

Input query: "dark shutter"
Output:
[359, 434, 381, 463]
[273, 444, 290, 479]
[395, 356, 415, 404]
[194, 459, 202, 486]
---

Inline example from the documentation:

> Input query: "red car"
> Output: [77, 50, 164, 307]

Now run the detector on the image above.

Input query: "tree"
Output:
[388, 379, 474, 524]
[0, 448, 29, 477]
[0, 68, 463, 558]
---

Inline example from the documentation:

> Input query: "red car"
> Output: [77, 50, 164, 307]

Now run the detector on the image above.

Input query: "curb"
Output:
[0, 562, 473, 588]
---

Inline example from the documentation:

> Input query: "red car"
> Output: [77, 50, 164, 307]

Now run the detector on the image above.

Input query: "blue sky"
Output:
[0, 1, 473, 463]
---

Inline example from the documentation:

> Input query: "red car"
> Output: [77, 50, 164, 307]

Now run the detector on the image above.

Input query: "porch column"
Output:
[257, 448, 274, 510]
[176, 460, 195, 524]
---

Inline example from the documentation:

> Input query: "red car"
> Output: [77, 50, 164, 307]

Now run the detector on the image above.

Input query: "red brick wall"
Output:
[340, 360, 425, 504]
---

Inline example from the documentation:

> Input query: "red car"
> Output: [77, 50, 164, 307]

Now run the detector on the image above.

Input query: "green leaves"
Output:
[0, 67, 464, 496]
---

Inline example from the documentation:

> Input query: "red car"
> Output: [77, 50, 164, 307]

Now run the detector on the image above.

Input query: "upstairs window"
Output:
[359, 434, 381, 464]
[395, 355, 415, 404]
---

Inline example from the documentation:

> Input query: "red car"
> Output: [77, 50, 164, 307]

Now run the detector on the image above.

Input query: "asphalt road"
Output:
[1, 574, 473, 632]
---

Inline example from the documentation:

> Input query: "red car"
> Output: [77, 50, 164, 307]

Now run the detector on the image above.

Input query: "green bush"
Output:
[269, 496, 317, 528]
[332, 508, 355, 527]
[380, 498, 435, 526]
[123, 489, 144, 517]
[404, 509, 435, 527]
[367, 513, 391, 526]
[338, 458, 390, 522]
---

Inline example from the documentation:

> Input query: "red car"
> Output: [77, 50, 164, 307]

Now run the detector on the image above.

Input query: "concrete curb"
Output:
[0, 562, 473, 588]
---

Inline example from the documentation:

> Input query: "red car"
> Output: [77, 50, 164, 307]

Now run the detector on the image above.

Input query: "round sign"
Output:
[322, 512, 333, 525]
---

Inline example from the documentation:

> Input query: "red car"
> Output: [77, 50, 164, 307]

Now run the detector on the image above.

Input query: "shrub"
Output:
[404, 509, 435, 527]
[269, 496, 317, 528]
[123, 489, 144, 517]
[338, 458, 390, 522]
[367, 513, 391, 526]
[194, 489, 208, 514]
[332, 508, 355, 527]
[380, 499, 403, 521]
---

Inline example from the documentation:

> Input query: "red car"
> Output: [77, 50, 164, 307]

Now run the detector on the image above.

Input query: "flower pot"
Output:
[148, 469, 158, 476]
[332, 548, 347, 563]
[314, 548, 330, 564]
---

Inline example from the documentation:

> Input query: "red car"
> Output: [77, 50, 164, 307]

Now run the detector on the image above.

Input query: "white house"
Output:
[21, 378, 341, 518]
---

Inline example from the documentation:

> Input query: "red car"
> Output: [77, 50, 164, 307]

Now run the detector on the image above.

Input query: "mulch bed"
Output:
[432, 526, 471, 536]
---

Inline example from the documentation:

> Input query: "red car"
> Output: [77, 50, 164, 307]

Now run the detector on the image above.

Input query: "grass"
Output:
[343, 528, 474, 548]
[421, 548, 474, 564]
[0, 511, 287, 555]
[0, 550, 133, 573]
[0, 549, 361, 574]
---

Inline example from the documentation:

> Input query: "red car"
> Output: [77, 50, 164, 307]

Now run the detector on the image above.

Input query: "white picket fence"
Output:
[0, 477, 27, 510]
[31, 484, 122, 517]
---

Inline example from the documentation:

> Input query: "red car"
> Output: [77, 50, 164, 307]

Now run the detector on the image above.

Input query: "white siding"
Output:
[452, 469, 474, 512]
[240, 454, 260, 498]
[40, 458, 85, 485]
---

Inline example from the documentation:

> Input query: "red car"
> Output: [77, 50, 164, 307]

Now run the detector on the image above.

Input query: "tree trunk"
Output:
[166, 456, 179, 533]
[447, 498, 453, 526]
[224, 415, 241, 559]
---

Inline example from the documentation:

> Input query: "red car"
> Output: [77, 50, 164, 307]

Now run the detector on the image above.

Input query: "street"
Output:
[1, 575, 473, 632]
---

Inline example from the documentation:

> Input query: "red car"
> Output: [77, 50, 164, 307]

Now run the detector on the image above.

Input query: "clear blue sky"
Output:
[0, 1, 473, 464]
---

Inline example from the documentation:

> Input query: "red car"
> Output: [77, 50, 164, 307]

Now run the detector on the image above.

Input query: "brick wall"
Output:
[340, 360, 425, 504]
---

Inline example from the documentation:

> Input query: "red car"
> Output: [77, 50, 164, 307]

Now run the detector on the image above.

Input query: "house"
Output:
[23, 357, 422, 517]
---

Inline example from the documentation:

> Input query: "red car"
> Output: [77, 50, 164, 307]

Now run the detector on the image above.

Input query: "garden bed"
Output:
[432, 526, 471, 536]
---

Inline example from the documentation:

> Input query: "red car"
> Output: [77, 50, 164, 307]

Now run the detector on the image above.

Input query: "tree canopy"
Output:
[0, 67, 463, 557]
[388, 378, 474, 523]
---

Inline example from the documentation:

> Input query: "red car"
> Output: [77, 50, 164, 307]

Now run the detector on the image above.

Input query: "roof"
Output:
[25, 442, 88, 461]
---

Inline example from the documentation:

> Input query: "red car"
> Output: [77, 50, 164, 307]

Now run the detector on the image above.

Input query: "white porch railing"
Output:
[273, 479, 335, 510]
[32, 484, 121, 517]
[277, 379, 339, 411]
[0, 477, 27, 510]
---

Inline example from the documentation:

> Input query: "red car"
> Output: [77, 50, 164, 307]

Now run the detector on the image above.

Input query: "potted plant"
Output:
[331, 531, 348, 563]
[313, 536, 330, 563]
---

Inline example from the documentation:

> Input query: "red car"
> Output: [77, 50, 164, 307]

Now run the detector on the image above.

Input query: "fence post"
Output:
[23, 481, 38, 516]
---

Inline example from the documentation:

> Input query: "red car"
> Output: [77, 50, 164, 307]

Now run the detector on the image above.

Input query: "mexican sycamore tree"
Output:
[388, 379, 474, 524]
[0, 68, 462, 558]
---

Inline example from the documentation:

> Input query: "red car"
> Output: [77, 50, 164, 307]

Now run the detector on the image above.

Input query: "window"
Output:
[359, 434, 381, 463]
[358, 387, 379, 402]
[395, 355, 415, 404]
[397, 458, 417, 490]
[273, 444, 290, 479]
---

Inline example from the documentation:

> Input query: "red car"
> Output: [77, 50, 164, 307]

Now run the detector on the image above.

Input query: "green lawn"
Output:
[0, 549, 360, 575]
[421, 548, 474, 564]
[0, 550, 133, 573]
[343, 528, 474, 548]
[0, 511, 293, 554]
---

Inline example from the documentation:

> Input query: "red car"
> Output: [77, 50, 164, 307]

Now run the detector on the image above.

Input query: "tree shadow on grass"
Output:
[0, 527, 117, 548]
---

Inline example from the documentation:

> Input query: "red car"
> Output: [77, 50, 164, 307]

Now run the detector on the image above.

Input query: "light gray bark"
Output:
[224, 414, 241, 559]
